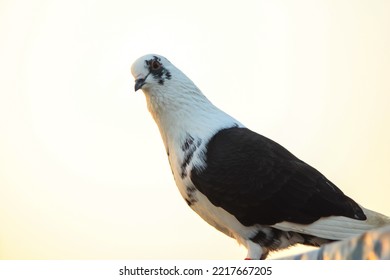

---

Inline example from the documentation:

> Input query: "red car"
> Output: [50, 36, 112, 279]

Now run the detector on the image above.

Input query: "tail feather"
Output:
[362, 207, 390, 227]
[273, 207, 390, 241]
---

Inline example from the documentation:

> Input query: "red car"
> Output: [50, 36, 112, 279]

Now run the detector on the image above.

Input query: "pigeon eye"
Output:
[151, 60, 162, 71]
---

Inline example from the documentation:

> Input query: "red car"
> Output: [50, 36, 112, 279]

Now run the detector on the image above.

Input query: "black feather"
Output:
[190, 127, 366, 226]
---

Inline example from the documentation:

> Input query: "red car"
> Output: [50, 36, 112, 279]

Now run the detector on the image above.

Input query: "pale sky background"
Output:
[0, 0, 389, 259]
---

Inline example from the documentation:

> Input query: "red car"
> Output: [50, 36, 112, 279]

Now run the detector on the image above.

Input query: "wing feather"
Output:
[190, 127, 366, 227]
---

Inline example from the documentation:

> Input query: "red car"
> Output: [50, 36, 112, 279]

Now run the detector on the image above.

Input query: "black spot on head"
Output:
[145, 56, 161, 66]
[144, 56, 171, 86]
[146, 58, 163, 75]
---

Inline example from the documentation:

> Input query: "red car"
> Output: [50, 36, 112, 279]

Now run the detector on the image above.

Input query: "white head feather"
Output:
[131, 54, 242, 153]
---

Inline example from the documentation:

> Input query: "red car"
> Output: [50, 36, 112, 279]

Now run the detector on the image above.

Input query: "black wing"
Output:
[190, 127, 366, 226]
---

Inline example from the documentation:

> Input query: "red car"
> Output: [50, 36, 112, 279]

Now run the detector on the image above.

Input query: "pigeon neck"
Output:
[144, 86, 239, 153]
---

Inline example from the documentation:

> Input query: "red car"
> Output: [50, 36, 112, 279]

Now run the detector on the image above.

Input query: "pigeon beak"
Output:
[134, 78, 145, 92]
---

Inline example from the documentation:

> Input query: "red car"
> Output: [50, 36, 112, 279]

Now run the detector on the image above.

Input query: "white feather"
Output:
[131, 55, 242, 155]
[273, 207, 390, 240]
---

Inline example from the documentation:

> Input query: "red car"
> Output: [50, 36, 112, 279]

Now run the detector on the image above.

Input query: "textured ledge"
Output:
[279, 225, 390, 260]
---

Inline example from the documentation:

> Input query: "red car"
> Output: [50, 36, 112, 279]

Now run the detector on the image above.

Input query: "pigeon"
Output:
[131, 54, 390, 259]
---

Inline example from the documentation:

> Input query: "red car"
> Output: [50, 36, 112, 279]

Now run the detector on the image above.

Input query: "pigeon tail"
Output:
[273, 207, 390, 241]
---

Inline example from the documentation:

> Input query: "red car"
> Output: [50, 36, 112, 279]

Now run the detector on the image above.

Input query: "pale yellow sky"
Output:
[0, 0, 389, 259]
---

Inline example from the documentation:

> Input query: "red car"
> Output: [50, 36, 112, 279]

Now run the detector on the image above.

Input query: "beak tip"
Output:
[134, 78, 145, 92]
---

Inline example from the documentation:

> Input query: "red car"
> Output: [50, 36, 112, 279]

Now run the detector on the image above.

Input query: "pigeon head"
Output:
[131, 54, 237, 149]
[131, 54, 213, 122]
[131, 54, 173, 92]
